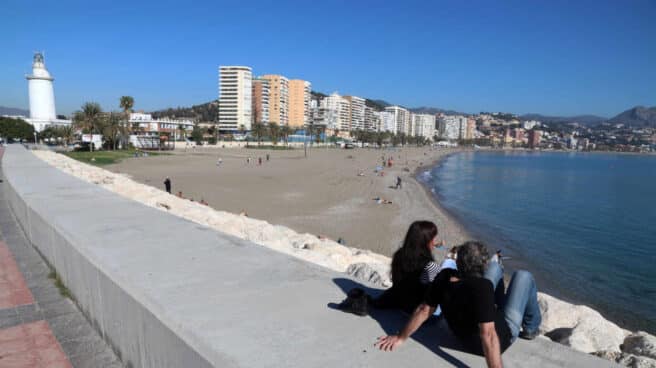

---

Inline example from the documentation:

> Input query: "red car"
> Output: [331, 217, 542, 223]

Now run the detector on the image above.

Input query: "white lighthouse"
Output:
[25, 53, 70, 132]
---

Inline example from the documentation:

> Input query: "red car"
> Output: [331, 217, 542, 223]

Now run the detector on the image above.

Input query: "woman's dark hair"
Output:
[456, 241, 489, 278]
[391, 221, 437, 284]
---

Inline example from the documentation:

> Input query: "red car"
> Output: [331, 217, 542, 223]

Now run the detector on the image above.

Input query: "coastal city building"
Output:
[385, 105, 410, 135]
[218, 66, 252, 132]
[288, 79, 311, 128]
[321, 92, 351, 133]
[24, 53, 71, 132]
[364, 106, 380, 131]
[251, 77, 270, 124]
[412, 113, 436, 139]
[128, 112, 194, 147]
[438, 115, 467, 140]
[523, 120, 541, 130]
[344, 95, 365, 131]
[261, 74, 289, 126]
[378, 110, 396, 133]
[465, 118, 476, 140]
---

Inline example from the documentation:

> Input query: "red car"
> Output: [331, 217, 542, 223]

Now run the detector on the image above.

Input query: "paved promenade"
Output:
[1, 145, 618, 367]
[0, 148, 122, 368]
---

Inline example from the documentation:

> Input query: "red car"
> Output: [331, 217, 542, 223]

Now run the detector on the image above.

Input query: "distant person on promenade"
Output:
[164, 177, 171, 194]
[266, 153, 270, 161]
[375, 241, 542, 367]
[395, 176, 402, 189]
[369, 221, 441, 314]
[258, 157, 262, 165]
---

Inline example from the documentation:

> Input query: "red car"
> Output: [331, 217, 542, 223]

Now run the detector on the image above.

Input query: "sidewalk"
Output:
[0, 148, 122, 368]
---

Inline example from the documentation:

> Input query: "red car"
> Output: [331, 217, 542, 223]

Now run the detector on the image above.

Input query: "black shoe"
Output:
[519, 329, 539, 340]
[337, 288, 369, 316]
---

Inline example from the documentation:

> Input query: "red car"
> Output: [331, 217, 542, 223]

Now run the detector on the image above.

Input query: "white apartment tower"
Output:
[384, 105, 410, 135]
[321, 92, 351, 132]
[412, 113, 436, 139]
[218, 66, 252, 131]
[344, 95, 365, 131]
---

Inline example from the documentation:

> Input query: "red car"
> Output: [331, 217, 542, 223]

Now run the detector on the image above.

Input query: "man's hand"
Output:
[375, 335, 406, 351]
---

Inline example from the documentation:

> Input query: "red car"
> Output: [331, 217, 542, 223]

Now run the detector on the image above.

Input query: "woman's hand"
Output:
[374, 335, 406, 351]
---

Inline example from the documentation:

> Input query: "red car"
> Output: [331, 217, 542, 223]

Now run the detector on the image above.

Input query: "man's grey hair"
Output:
[456, 241, 489, 278]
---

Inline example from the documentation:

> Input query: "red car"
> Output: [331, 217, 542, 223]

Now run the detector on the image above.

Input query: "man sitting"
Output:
[375, 241, 541, 368]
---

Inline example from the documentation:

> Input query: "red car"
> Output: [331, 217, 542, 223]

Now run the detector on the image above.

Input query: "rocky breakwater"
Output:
[33, 149, 655, 367]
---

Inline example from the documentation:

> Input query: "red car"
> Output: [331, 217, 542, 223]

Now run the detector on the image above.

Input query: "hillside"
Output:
[608, 106, 656, 127]
[151, 101, 218, 122]
[0, 106, 29, 116]
[520, 113, 607, 125]
[410, 106, 466, 116]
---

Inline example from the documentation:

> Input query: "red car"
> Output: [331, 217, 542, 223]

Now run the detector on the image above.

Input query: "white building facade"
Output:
[384, 106, 410, 135]
[345, 95, 365, 131]
[438, 115, 468, 140]
[218, 66, 252, 132]
[378, 111, 396, 133]
[412, 113, 436, 139]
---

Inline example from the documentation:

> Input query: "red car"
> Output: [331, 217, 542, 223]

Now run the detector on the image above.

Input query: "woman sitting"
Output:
[371, 221, 442, 314]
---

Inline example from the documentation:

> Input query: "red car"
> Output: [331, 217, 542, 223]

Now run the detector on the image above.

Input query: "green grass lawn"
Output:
[63, 149, 166, 165]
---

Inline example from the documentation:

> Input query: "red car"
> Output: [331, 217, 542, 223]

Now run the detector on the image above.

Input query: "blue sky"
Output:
[2, 0, 655, 117]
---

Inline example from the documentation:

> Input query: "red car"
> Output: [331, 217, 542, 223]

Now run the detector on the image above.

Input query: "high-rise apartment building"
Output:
[218, 66, 252, 131]
[261, 75, 289, 126]
[465, 118, 476, 140]
[364, 107, 380, 131]
[384, 106, 410, 135]
[252, 77, 270, 124]
[344, 95, 365, 131]
[438, 115, 467, 140]
[321, 92, 351, 132]
[528, 130, 542, 148]
[412, 113, 436, 139]
[289, 79, 311, 128]
[379, 111, 396, 133]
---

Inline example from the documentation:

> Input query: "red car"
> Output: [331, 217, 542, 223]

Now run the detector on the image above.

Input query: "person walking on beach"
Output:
[375, 241, 542, 368]
[216, 157, 223, 166]
[247, 157, 251, 165]
[395, 176, 402, 189]
[266, 153, 270, 162]
[164, 177, 171, 194]
[258, 157, 262, 165]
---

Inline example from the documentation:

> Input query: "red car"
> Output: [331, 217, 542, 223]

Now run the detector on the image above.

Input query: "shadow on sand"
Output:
[329, 277, 472, 368]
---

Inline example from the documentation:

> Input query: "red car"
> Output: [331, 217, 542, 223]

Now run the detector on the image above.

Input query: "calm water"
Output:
[422, 151, 656, 333]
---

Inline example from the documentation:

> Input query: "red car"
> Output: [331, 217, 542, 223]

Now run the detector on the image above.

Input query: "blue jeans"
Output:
[484, 262, 542, 341]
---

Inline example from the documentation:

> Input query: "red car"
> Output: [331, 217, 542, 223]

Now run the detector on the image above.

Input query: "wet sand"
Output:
[106, 146, 469, 256]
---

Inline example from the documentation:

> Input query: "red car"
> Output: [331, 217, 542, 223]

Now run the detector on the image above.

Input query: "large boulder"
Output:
[616, 353, 656, 368]
[538, 293, 628, 353]
[622, 332, 656, 360]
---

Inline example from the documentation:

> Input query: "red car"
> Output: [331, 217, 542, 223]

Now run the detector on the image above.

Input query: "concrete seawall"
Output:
[1, 145, 617, 367]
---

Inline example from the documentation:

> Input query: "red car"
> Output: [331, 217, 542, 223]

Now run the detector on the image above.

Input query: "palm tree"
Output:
[251, 122, 266, 146]
[59, 125, 74, 146]
[73, 102, 102, 151]
[268, 123, 280, 145]
[280, 125, 293, 146]
[102, 113, 121, 150]
[119, 96, 134, 148]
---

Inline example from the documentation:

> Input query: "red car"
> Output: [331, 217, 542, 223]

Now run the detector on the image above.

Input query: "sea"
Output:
[420, 150, 656, 334]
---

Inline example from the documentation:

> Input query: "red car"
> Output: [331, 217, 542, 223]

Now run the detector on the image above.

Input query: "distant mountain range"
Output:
[409, 106, 467, 116]
[0, 106, 28, 116]
[608, 106, 656, 127]
[519, 113, 607, 126]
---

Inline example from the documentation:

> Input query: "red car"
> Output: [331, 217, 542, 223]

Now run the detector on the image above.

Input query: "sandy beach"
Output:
[105, 146, 469, 257]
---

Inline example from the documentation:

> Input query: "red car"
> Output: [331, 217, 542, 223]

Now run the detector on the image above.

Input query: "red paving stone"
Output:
[0, 320, 72, 368]
[0, 241, 34, 309]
